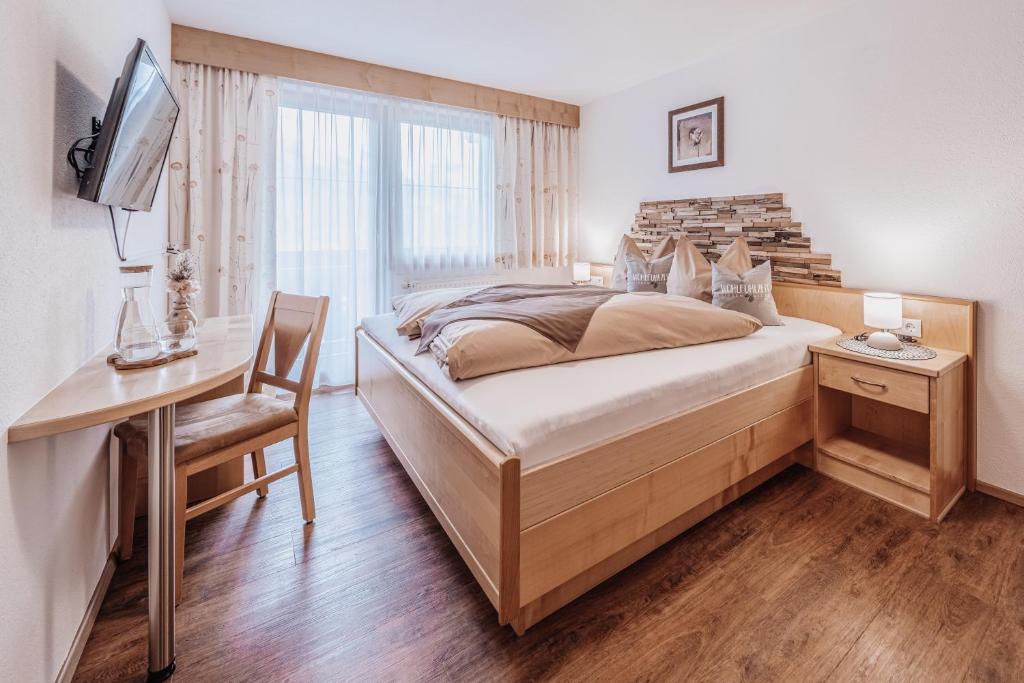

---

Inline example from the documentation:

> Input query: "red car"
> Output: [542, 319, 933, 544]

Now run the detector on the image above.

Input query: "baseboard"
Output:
[977, 480, 1024, 509]
[56, 550, 118, 683]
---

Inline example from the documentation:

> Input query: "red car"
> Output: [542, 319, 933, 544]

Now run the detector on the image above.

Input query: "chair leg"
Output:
[293, 431, 315, 523]
[251, 449, 269, 497]
[174, 468, 187, 606]
[117, 443, 139, 562]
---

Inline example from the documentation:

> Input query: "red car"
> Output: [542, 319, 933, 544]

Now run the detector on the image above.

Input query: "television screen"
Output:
[78, 39, 179, 212]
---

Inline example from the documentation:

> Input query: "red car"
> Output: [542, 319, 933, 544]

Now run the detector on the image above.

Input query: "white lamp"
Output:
[863, 292, 903, 350]
[572, 262, 592, 285]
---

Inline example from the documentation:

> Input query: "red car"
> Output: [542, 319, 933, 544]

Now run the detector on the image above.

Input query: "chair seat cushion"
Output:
[114, 394, 298, 464]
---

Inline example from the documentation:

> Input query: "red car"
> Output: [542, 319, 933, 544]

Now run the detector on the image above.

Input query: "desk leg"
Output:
[147, 406, 176, 680]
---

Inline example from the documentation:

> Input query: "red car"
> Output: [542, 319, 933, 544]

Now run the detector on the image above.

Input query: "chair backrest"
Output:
[248, 291, 330, 417]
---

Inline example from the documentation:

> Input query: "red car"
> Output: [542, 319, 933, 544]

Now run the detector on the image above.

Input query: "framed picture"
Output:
[668, 96, 724, 173]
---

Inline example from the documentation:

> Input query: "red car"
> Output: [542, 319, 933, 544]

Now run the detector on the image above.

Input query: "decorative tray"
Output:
[836, 336, 937, 361]
[106, 348, 197, 371]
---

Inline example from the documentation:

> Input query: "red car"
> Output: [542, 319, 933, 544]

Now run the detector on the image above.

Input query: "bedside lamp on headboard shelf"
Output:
[572, 262, 592, 285]
[863, 292, 904, 350]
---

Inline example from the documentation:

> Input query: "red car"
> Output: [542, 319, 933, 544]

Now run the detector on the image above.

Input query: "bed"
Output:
[354, 279, 976, 633]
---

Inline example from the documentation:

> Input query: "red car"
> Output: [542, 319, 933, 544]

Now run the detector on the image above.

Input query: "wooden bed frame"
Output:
[354, 279, 976, 634]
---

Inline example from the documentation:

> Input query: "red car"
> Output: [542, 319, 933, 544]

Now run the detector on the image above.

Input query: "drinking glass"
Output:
[159, 320, 197, 354]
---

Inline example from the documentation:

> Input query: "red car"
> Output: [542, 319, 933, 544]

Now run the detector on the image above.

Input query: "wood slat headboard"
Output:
[628, 194, 841, 287]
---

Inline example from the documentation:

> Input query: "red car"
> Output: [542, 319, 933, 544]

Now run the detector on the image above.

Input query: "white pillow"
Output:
[667, 236, 754, 302]
[611, 235, 676, 290]
[392, 286, 481, 337]
[711, 260, 784, 326]
[666, 237, 712, 301]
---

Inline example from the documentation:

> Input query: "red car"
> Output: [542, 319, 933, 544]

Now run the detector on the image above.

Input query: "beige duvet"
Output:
[428, 292, 763, 380]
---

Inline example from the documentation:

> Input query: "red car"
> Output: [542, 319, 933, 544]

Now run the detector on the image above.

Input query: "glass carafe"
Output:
[114, 265, 161, 362]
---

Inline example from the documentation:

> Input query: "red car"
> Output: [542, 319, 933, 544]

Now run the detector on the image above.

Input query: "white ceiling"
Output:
[165, 0, 853, 104]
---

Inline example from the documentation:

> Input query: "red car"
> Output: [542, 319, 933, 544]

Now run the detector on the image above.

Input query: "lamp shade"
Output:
[863, 292, 903, 330]
[573, 262, 591, 283]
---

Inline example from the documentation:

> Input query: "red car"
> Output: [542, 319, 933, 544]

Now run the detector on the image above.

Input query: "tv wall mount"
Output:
[66, 117, 135, 262]
[66, 116, 103, 179]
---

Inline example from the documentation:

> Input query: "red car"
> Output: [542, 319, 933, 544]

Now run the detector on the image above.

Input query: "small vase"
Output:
[166, 290, 198, 326]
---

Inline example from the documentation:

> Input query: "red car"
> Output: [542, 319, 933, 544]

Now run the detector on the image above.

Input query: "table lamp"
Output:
[863, 292, 903, 350]
[573, 262, 592, 285]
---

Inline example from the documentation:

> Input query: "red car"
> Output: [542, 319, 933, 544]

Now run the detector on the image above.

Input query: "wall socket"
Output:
[901, 318, 922, 337]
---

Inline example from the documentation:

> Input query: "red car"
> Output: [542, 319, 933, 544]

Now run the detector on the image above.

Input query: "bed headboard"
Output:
[770, 282, 976, 354]
[590, 263, 970, 348]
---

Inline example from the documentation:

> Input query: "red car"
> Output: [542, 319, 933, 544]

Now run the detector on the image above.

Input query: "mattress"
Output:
[360, 313, 841, 470]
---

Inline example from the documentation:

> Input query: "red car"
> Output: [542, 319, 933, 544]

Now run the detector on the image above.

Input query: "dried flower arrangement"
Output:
[166, 250, 200, 324]
[167, 250, 201, 299]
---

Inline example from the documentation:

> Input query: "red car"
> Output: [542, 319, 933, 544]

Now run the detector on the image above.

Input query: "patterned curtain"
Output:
[167, 61, 278, 317]
[495, 117, 579, 269]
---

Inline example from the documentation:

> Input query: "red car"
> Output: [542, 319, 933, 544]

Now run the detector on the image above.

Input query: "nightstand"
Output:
[809, 337, 967, 522]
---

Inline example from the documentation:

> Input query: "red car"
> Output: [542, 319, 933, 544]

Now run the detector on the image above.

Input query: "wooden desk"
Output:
[8, 315, 253, 680]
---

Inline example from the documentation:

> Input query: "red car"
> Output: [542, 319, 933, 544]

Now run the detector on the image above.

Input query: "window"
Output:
[275, 79, 496, 385]
[276, 104, 376, 275]
[396, 106, 495, 272]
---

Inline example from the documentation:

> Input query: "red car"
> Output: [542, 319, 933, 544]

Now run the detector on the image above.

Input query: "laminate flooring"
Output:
[75, 392, 1024, 682]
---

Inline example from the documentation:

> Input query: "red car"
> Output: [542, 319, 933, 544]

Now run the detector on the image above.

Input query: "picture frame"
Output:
[668, 96, 724, 173]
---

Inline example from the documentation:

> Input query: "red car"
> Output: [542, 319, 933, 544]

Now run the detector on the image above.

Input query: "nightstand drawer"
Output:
[818, 355, 929, 413]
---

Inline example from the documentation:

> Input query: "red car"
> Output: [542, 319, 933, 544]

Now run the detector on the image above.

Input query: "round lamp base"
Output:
[866, 331, 903, 351]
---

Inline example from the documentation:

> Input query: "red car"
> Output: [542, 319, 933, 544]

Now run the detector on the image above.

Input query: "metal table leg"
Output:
[147, 405, 176, 680]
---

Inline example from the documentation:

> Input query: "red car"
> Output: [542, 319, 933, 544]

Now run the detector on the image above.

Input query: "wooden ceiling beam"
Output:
[171, 25, 580, 127]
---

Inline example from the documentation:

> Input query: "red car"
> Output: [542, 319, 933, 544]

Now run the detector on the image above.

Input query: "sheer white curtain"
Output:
[392, 99, 495, 273]
[495, 116, 579, 269]
[168, 62, 278, 317]
[276, 79, 497, 385]
[276, 80, 387, 387]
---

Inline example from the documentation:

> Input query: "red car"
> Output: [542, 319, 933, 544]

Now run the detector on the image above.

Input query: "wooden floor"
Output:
[75, 392, 1024, 682]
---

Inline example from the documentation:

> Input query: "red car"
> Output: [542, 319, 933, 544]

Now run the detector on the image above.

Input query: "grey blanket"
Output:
[415, 284, 616, 355]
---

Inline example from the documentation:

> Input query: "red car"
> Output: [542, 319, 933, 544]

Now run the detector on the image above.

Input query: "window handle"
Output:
[851, 375, 887, 389]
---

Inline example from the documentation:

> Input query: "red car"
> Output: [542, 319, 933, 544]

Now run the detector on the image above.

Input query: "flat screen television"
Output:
[78, 39, 180, 212]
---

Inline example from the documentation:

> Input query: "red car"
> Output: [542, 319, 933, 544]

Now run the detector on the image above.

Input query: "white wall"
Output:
[580, 0, 1024, 496]
[0, 0, 171, 680]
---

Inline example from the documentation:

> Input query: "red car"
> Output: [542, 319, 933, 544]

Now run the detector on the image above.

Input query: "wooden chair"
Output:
[116, 292, 329, 603]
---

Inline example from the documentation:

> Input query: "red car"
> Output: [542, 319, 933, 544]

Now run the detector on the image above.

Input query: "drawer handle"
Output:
[851, 375, 887, 389]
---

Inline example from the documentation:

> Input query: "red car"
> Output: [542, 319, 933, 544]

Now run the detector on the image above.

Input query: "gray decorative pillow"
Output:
[623, 252, 673, 293]
[711, 260, 784, 325]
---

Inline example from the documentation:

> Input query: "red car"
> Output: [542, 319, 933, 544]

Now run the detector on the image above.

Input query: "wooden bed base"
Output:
[355, 331, 813, 632]
[354, 280, 977, 633]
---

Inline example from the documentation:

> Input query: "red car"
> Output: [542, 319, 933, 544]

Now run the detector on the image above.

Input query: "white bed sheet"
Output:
[360, 314, 840, 470]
